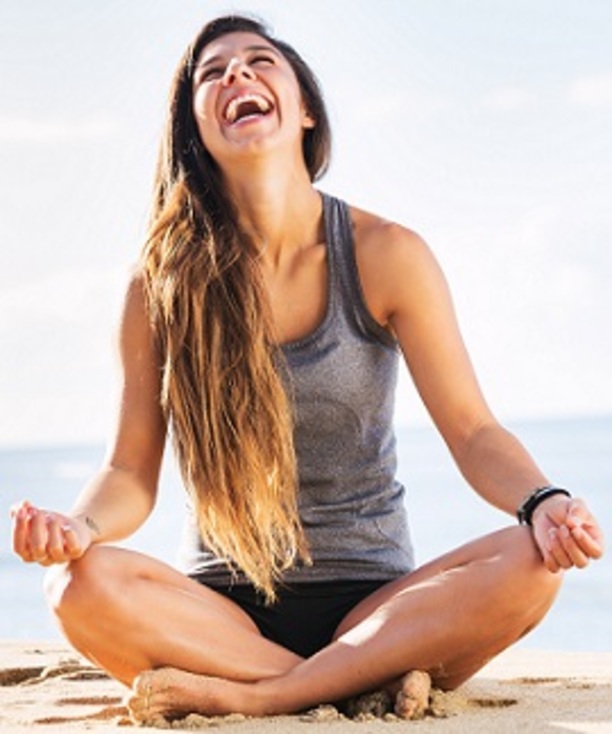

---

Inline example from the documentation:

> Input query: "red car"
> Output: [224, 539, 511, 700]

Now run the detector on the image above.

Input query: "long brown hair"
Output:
[140, 15, 331, 600]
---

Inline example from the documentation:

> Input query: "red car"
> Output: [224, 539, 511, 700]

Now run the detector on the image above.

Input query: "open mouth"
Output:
[223, 93, 273, 125]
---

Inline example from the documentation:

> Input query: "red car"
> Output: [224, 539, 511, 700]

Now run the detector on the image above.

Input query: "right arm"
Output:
[11, 273, 167, 565]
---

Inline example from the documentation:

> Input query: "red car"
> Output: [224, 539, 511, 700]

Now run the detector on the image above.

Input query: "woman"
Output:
[11, 14, 603, 723]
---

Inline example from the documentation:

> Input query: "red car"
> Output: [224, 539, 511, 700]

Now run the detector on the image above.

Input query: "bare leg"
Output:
[127, 526, 562, 720]
[45, 545, 302, 686]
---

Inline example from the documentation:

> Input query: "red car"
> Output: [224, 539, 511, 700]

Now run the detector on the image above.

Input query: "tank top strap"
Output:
[321, 192, 397, 349]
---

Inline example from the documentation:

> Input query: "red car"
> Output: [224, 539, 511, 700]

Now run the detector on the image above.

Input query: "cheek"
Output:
[192, 88, 209, 124]
[286, 85, 312, 129]
[192, 90, 218, 147]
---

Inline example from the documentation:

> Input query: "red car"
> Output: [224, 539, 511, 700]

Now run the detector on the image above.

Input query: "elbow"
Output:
[445, 414, 489, 456]
[446, 416, 504, 467]
[104, 463, 160, 518]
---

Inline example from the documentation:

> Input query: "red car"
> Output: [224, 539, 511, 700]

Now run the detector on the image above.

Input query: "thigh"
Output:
[48, 545, 306, 684]
[57, 544, 261, 633]
[333, 525, 541, 639]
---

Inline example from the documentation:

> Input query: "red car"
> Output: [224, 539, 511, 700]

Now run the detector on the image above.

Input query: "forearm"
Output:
[69, 465, 157, 544]
[451, 421, 550, 517]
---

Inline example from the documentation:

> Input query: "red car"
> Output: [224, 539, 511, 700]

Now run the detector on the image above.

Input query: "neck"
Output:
[221, 156, 323, 265]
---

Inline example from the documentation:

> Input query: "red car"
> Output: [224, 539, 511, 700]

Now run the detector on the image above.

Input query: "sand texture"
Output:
[1, 640, 611, 733]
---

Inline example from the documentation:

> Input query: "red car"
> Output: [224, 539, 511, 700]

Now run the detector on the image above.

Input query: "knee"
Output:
[44, 545, 117, 622]
[502, 526, 563, 618]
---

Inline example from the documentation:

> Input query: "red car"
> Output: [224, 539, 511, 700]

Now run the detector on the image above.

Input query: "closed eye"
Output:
[195, 66, 224, 84]
[193, 46, 279, 86]
[250, 54, 275, 66]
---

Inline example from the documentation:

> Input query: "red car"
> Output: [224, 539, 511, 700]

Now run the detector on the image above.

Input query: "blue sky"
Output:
[1, 0, 611, 446]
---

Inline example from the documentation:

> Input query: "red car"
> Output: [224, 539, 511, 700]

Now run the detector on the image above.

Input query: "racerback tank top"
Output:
[178, 192, 415, 585]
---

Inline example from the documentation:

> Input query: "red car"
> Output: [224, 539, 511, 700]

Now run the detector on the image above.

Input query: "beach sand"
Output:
[1, 640, 610, 733]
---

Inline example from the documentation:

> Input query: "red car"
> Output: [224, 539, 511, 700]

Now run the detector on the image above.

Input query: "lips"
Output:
[222, 92, 273, 125]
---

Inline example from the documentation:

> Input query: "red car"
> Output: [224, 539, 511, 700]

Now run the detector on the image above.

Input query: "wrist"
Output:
[516, 485, 571, 526]
[71, 513, 102, 542]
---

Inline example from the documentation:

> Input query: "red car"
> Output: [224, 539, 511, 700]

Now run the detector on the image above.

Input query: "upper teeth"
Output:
[224, 94, 272, 123]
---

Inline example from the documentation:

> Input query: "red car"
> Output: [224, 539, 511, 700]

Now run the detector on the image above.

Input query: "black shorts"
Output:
[192, 578, 389, 658]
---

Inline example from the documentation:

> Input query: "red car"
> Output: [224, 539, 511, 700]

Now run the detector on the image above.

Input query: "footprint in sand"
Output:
[468, 697, 518, 708]
[508, 676, 563, 686]
[16, 662, 108, 686]
[0, 667, 45, 686]
[34, 706, 129, 726]
[56, 695, 123, 707]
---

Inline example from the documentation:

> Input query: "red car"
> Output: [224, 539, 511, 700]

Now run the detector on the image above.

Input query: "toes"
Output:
[125, 690, 146, 722]
[395, 693, 425, 719]
[126, 670, 156, 723]
[394, 670, 431, 720]
[132, 669, 155, 697]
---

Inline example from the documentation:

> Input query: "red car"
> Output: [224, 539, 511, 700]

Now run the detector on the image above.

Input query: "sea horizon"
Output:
[2, 412, 610, 649]
[1, 409, 611, 451]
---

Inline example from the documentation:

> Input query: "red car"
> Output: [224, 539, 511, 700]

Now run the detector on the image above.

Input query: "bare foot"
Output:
[393, 670, 431, 719]
[126, 667, 249, 724]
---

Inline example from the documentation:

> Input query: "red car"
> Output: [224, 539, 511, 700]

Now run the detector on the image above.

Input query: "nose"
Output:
[221, 57, 256, 87]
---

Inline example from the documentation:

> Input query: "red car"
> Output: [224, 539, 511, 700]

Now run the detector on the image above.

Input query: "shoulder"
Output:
[349, 204, 441, 286]
[118, 268, 150, 328]
[116, 267, 158, 359]
[348, 204, 446, 323]
[349, 205, 422, 251]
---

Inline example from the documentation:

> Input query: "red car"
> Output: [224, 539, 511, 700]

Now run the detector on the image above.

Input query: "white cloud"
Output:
[0, 115, 121, 144]
[567, 72, 612, 109]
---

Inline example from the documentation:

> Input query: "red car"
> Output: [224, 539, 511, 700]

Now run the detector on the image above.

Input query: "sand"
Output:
[1, 640, 611, 733]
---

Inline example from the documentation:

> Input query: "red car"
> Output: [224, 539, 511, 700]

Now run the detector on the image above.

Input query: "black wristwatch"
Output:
[517, 485, 571, 526]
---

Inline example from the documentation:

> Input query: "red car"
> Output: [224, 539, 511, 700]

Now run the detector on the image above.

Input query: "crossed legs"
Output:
[45, 525, 562, 720]
[44, 545, 302, 686]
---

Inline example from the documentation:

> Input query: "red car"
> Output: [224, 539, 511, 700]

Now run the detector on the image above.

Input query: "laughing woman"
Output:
[11, 14, 603, 723]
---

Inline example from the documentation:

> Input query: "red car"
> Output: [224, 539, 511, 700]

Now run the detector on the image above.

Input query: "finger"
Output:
[543, 553, 562, 573]
[533, 530, 561, 573]
[543, 548, 563, 574]
[547, 528, 573, 570]
[12, 504, 31, 559]
[536, 534, 562, 573]
[557, 526, 590, 569]
[18, 505, 41, 562]
[10, 499, 31, 519]
[62, 524, 85, 559]
[570, 524, 605, 560]
[28, 507, 51, 562]
[532, 524, 562, 571]
[45, 515, 67, 563]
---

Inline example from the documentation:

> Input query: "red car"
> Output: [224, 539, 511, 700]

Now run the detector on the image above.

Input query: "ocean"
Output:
[1, 415, 610, 651]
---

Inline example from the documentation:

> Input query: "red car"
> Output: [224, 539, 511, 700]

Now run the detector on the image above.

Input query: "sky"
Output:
[1, 0, 611, 447]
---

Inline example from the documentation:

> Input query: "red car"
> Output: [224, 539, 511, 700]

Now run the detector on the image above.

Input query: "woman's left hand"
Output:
[531, 496, 604, 573]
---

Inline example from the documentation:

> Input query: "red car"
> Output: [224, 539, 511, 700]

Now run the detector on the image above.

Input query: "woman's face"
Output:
[191, 32, 314, 169]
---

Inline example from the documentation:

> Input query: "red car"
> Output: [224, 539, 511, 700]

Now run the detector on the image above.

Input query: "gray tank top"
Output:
[178, 193, 415, 585]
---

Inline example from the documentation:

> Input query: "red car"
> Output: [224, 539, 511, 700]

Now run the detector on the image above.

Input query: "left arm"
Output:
[353, 213, 604, 571]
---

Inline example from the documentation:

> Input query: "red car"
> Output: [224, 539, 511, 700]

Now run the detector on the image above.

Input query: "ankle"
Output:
[251, 677, 288, 716]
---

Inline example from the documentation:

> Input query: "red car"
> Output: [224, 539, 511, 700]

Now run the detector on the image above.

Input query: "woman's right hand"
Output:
[11, 500, 94, 566]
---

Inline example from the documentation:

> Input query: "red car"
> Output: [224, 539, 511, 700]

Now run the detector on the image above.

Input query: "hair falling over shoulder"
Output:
[138, 16, 330, 601]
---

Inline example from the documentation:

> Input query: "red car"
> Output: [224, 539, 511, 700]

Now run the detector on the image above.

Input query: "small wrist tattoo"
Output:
[83, 515, 101, 537]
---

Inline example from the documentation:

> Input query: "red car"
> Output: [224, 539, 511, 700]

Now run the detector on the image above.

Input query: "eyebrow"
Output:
[195, 44, 281, 71]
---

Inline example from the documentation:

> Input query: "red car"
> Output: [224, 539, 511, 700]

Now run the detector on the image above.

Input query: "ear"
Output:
[302, 110, 316, 130]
